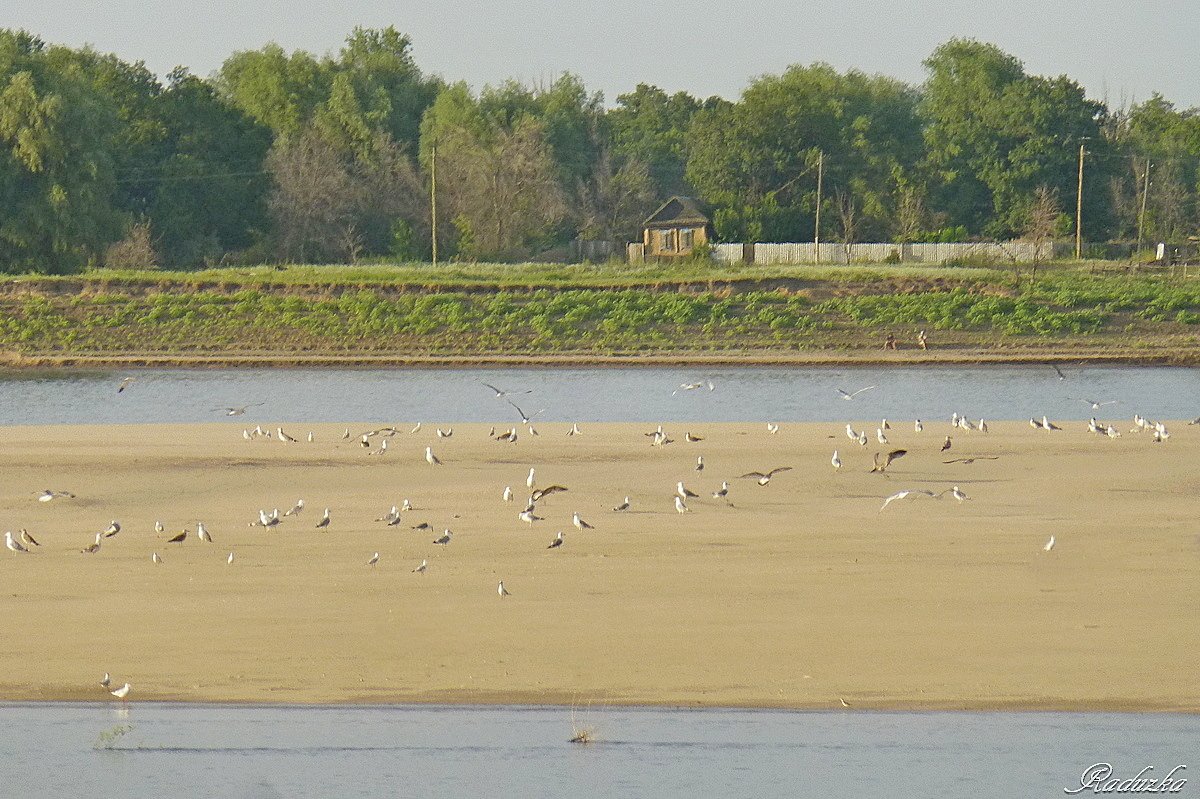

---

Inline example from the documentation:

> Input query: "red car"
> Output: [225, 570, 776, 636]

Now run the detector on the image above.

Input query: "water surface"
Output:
[1, 703, 1195, 799]
[0, 365, 1196, 425]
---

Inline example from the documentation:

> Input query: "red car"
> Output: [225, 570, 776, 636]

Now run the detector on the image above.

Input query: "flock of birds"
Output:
[8, 370, 1190, 703]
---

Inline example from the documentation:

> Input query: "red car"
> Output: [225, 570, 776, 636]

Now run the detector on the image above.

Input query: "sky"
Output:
[8, 1, 1200, 108]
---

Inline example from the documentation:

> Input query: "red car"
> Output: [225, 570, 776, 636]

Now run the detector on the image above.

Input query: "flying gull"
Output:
[879, 489, 938, 512]
[481, 382, 531, 398]
[738, 467, 793, 486]
[870, 449, 907, 473]
[216, 403, 265, 416]
[837, 386, 877, 400]
[507, 400, 545, 425]
[117, 377, 137, 394]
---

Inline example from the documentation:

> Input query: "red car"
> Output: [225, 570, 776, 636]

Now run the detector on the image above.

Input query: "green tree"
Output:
[0, 30, 122, 273]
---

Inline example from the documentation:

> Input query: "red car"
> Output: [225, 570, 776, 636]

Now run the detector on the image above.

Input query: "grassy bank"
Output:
[3, 262, 1200, 364]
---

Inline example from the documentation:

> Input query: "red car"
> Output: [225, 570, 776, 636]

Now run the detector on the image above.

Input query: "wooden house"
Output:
[642, 197, 710, 258]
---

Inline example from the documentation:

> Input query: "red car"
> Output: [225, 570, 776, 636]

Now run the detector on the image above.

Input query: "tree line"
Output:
[1, 27, 1197, 272]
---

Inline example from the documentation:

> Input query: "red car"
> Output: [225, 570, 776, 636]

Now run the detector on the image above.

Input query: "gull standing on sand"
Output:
[284, 499, 305, 517]
[685, 432, 703, 442]
[413, 559, 428, 574]
[103, 521, 121, 538]
[503, 486, 514, 503]
[498, 581, 511, 597]
[518, 508, 543, 526]
[18, 529, 39, 547]
[548, 531, 564, 549]
[914, 419, 923, 433]
[613, 497, 631, 512]
[38, 489, 75, 502]
[167, 528, 187, 544]
[573, 512, 594, 531]
[567, 423, 582, 436]
[695, 455, 704, 472]
[111, 683, 131, 700]
[82, 533, 102, 554]
[227, 551, 235, 565]
[152, 552, 163, 565]
[767, 423, 780, 434]
[154, 521, 165, 534]
[831, 450, 841, 471]
[712, 481, 731, 503]
[675, 495, 690, 514]
[367, 552, 380, 566]
[277, 427, 298, 443]
[845, 424, 859, 442]
[425, 446, 442, 466]
[526, 468, 536, 489]
[876, 428, 888, 445]
[1044, 535, 1056, 552]
[433, 530, 452, 545]
[948, 486, 970, 502]
[941, 436, 952, 452]
[5, 531, 30, 554]
[677, 481, 699, 499]
[316, 508, 331, 529]
[101, 673, 111, 688]
[197, 522, 213, 543]
[1041, 416, 1062, 431]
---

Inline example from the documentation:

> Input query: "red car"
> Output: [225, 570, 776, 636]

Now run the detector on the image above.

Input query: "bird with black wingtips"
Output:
[613, 497, 630, 512]
[413, 559, 427, 574]
[167, 528, 187, 545]
[316, 508, 331, 529]
[941, 436, 952, 452]
[19, 529, 39, 548]
[433, 530, 452, 545]
[572, 512, 594, 531]
[547, 531, 564, 549]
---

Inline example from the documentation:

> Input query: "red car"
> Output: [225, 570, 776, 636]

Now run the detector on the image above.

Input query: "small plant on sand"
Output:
[94, 724, 133, 750]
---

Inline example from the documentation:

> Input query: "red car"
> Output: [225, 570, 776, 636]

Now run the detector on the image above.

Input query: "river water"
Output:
[0, 364, 1197, 425]
[0, 703, 1195, 798]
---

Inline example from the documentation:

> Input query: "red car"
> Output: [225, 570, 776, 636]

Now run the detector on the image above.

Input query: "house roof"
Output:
[643, 196, 709, 228]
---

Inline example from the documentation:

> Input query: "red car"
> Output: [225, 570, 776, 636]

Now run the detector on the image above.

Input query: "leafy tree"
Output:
[421, 83, 566, 260]
[608, 84, 701, 198]
[687, 64, 921, 242]
[0, 30, 122, 272]
[921, 39, 1111, 239]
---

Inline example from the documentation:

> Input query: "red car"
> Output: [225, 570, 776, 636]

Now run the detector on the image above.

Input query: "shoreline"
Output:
[4, 346, 1200, 369]
[2, 692, 1198, 714]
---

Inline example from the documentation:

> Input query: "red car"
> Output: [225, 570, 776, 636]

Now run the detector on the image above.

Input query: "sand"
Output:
[0, 420, 1196, 711]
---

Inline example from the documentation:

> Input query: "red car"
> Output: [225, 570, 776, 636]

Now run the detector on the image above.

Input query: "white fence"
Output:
[709, 241, 1053, 265]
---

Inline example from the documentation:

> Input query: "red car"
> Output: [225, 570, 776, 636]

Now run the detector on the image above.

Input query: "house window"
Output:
[680, 228, 694, 251]
[660, 229, 675, 252]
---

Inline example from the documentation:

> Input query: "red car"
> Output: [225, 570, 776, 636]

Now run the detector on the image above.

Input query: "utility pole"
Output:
[1075, 141, 1086, 260]
[814, 150, 823, 263]
[1136, 159, 1151, 256]
[430, 141, 438, 267]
